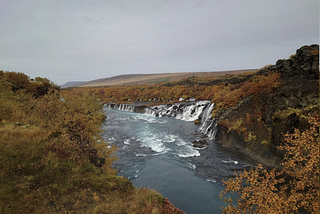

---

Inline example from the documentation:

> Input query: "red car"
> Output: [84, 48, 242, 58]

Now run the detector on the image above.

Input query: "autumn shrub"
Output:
[218, 119, 247, 135]
[1, 72, 186, 213]
[210, 72, 280, 112]
[220, 115, 319, 213]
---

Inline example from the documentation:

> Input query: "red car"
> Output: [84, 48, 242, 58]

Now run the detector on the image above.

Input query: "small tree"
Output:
[220, 115, 319, 213]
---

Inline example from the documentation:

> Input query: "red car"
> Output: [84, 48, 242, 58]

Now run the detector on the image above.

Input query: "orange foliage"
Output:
[1, 72, 117, 173]
[220, 116, 319, 213]
[211, 73, 281, 110]
[63, 72, 281, 115]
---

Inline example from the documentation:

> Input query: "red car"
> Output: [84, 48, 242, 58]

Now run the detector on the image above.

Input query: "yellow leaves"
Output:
[1, 79, 117, 169]
[220, 115, 319, 213]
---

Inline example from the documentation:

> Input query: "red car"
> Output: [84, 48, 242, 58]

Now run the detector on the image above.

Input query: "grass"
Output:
[0, 124, 184, 213]
[147, 77, 171, 84]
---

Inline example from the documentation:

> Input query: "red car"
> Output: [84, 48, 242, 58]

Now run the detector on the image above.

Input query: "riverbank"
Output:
[102, 45, 319, 168]
[0, 73, 184, 213]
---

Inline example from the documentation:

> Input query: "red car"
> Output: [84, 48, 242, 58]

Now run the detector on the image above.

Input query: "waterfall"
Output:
[144, 101, 211, 121]
[198, 103, 217, 139]
[145, 101, 217, 139]
[175, 101, 211, 121]
[105, 101, 218, 139]
[118, 104, 135, 112]
[104, 103, 135, 112]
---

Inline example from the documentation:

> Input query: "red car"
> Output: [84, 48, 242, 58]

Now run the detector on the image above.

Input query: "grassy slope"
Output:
[0, 123, 184, 214]
[0, 124, 177, 213]
[79, 69, 256, 87]
[0, 74, 184, 213]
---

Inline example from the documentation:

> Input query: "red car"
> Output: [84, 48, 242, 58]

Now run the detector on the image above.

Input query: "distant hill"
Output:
[60, 81, 87, 88]
[78, 69, 257, 87]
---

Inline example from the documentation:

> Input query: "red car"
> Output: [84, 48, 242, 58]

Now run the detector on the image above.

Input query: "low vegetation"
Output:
[0, 71, 184, 213]
[63, 69, 280, 107]
[220, 116, 319, 213]
[1, 44, 318, 214]
[64, 69, 280, 145]
[63, 45, 319, 213]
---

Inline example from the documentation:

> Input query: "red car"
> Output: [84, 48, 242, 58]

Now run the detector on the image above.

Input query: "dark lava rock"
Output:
[215, 45, 319, 168]
[191, 140, 208, 148]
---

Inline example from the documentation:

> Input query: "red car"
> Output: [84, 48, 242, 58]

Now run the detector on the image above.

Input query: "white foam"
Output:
[176, 149, 200, 158]
[140, 140, 166, 153]
[124, 139, 130, 145]
[187, 162, 196, 171]
[134, 115, 167, 124]
[176, 139, 188, 146]
[222, 158, 239, 164]
[152, 148, 171, 156]
[162, 134, 176, 143]
[135, 153, 148, 157]
[206, 179, 217, 183]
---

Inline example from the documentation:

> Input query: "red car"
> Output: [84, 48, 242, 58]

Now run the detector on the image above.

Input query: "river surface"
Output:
[102, 108, 256, 214]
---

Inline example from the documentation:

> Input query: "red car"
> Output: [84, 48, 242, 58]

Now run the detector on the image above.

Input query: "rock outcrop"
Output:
[191, 140, 208, 148]
[215, 44, 319, 168]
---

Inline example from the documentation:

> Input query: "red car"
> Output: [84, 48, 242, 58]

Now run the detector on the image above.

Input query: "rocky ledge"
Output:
[215, 44, 319, 168]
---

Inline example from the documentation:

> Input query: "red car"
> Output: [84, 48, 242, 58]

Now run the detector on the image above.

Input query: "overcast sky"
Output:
[1, 0, 319, 85]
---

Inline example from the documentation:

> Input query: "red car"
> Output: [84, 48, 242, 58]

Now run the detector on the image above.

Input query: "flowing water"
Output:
[102, 104, 256, 214]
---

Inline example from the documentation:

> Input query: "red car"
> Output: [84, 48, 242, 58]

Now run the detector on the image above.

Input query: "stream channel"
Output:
[102, 106, 257, 214]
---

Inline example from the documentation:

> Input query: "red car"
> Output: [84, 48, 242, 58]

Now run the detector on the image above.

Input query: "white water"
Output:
[105, 100, 218, 139]
[104, 103, 135, 112]
[102, 108, 257, 214]
[144, 100, 217, 139]
[199, 103, 217, 140]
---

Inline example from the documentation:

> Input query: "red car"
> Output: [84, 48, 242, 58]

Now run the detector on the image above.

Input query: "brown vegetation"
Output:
[76, 69, 256, 87]
[220, 116, 319, 213]
[0, 71, 184, 213]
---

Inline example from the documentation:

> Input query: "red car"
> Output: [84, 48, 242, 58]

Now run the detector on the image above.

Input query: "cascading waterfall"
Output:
[145, 101, 211, 121]
[199, 103, 217, 140]
[104, 103, 135, 112]
[145, 101, 217, 139]
[105, 101, 218, 139]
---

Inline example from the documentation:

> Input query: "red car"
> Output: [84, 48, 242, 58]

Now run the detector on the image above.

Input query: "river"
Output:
[102, 107, 256, 214]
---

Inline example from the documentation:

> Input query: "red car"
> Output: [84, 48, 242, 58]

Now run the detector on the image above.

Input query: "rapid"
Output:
[102, 101, 256, 213]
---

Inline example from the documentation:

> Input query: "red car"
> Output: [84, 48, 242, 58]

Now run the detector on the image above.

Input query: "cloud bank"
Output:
[0, 0, 318, 84]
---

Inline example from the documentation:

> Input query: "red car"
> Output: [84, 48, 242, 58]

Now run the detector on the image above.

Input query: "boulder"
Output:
[191, 140, 208, 148]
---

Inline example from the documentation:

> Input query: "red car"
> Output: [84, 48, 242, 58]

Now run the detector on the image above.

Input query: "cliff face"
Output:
[215, 45, 319, 168]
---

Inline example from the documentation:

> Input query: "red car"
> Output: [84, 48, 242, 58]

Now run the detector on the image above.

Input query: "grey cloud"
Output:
[0, 0, 318, 84]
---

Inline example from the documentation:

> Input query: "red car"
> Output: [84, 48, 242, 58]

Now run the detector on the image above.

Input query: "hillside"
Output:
[0, 72, 184, 214]
[215, 44, 319, 167]
[60, 81, 87, 88]
[77, 69, 256, 87]
[63, 44, 319, 169]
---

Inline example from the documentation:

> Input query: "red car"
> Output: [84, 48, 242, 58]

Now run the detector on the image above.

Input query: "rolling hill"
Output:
[75, 69, 257, 87]
[60, 81, 87, 88]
